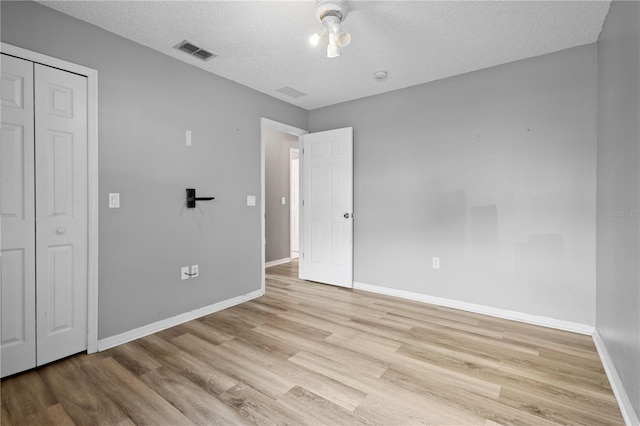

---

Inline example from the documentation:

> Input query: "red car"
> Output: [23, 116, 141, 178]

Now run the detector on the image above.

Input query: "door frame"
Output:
[289, 147, 300, 260]
[2, 43, 99, 354]
[260, 118, 307, 291]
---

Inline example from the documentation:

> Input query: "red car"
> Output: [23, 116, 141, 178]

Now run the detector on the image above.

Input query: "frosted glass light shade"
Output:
[327, 44, 341, 57]
[336, 31, 351, 47]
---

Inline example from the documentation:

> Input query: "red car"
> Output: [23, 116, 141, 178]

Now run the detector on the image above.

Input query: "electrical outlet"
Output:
[181, 266, 190, 280]
[190, 264, 199, 278]
[432, 257, 440, 269]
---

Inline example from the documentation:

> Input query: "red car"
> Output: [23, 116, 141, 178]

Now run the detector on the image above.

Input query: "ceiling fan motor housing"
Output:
[315, 0, 349, 23]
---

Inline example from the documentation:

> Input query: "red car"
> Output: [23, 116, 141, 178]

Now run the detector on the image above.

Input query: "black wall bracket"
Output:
[186, 188, 215, 208]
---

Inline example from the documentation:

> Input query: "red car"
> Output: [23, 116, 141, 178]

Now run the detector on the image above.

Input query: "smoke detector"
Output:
[374, 71, 388, 81]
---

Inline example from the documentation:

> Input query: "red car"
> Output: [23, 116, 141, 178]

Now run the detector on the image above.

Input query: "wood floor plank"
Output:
[265, 314, 333, 341]
[139, 367, 247, 425]
[0, 370, 57, 422]
[133, 334, 239, 395]
[252, 321, 392, 378]
[220, 337, 367, 411]
[383, 310, 506, 340]
[159, 349, 239, 395]
[1, 398, 13, 426]
[499, 384, 624, 425]
[108, 341, 163, 376]
[396, 339, 621, 416]
[172, 318, 234, 346]
[355, 387, 487, 425]
[276, 385, 371, 426]
[218, 383, 304, 426]
[372, 300, 481, 326]
[21, 403, 74, 426]
[38, 359, 128, 425]
[81, 357, 192, 425]
[381, 367, 560, 426]
[289, 349, 500, 417]
[354, 394, 441, 426]
[171, 333, 295, 399]
[0, 260, 624, 425]
[244, 297, 290, 315]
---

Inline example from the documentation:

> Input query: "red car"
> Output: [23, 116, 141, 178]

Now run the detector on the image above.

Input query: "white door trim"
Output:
[289, 148, 300, 260]
[1, 43, 99, 354]
[260, 118, 307, 292]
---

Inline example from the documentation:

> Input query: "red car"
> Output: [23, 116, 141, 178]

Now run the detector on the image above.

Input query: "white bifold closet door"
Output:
[1, 54, 88, 377]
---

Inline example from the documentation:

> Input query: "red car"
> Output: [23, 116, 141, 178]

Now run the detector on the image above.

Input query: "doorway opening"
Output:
[260, 118, 307, 291]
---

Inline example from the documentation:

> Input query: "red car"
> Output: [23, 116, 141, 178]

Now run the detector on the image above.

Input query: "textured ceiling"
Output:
[38, 1, 610, 110]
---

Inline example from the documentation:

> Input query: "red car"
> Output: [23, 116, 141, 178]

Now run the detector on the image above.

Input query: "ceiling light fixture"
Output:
[310, 0, 351, 58]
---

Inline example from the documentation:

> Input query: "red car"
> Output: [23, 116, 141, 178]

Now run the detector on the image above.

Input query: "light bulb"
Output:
[309, 27, 327, 47]
[309, 33, 322, 46]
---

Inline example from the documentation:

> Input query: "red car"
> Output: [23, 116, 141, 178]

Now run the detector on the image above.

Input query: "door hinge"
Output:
[302, 199, 305, 206]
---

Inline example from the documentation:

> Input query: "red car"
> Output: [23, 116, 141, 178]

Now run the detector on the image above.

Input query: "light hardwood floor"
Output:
[1, 261, 624, 425]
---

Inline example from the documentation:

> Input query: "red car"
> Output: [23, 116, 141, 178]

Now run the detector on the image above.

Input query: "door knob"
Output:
[57, 227, 66, 234]
[344, 213, 351, 219]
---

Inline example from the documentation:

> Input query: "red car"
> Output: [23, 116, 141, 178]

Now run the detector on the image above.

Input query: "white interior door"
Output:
[1, 55, 37, 376]
[34, 63, 88, 366]
[290, 148, 299, 259]
[1, 56, 88, 377]
[300, 127, 353, 288]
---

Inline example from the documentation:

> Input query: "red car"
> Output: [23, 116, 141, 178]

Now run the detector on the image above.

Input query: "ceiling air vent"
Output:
[276, 86, 307, 99]
[193, 50, 215, 61]
[174, 40, 217, 61]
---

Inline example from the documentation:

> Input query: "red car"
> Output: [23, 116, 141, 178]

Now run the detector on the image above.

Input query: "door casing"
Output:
[289, 148, 300, 260]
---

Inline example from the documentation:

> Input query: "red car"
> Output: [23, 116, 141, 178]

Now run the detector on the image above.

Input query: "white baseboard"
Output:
[593, 330, 640, 426]
[97, 288, 264, 351]
[352, 282, 594, 335]
[265, 257, 291, 268]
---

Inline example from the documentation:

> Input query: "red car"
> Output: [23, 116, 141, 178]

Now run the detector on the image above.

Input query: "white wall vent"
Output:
[276, 86, 307, 99]
[174, 40, 217, 61]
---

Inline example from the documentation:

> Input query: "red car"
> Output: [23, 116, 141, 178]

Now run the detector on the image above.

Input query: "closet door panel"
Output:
[34, 64, 88, 366]
[0, 55, 36, 377]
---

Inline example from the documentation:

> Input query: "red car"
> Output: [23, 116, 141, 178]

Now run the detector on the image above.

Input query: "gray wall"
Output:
[1, 1, 307, 339]
[596, 0, 640, 418]
[309, 44, 597, 326]
[265, 127, 298, 262]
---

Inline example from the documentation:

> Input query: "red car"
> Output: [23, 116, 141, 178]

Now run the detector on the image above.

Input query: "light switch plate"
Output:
[186, 130, 192, 147]
[247, 195, 256, 206]
[281, 197, 286, 205]
[109, 193, 120, 208]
